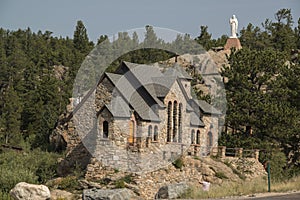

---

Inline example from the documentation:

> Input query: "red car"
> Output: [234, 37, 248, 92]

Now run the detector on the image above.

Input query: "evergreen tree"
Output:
[97, 35, 108, 45]
[195, 26, 212, 50]
[73, 20, 91, 54]
[271, 9, 297, 52]
[0, 86, 22, 145]
[222, 48, 286, 135]
[295, 18, 300, 49]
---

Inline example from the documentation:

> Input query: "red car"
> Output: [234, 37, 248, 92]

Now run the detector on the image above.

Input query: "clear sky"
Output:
[0, 0, 299, 42]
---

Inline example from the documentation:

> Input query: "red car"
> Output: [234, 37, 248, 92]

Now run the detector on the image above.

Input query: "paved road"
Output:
[250, 193, 300, 200]
[211, 192, 300, 200]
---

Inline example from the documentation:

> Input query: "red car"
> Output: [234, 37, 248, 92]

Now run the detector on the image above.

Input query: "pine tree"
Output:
[222, 48, 286, 135]
[73, 20, 91, 54]
[195, 26, 212, 50]
[97, 35, 108, 45]
[295, 18, 300, 49]
[0, 86, 22, 144]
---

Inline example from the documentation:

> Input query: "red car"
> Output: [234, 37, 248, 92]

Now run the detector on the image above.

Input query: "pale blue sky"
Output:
[0, 0, 299, 42]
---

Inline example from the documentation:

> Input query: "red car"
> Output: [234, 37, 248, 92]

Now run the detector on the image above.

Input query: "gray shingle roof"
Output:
[105, 72, 122, 84]
[151, 76, 177, 97]
[193, 99, 221, 115]
[105, 96, 130, 118]
[105, 72, 160, 121]
[123, 62, 165, 108]
[190, 112, 205, 127]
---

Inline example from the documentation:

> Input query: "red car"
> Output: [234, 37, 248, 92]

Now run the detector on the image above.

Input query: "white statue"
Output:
[229, 15, 238, 38]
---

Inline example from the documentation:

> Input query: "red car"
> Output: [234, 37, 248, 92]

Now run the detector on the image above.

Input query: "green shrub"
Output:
[0, 149, 61, 195]
[57, 176, 80, 191]
[172, 157, 184, 169]
[0, 190, 12, 200]
[115, 179, 125, 188]
[122, 175, 133, 184]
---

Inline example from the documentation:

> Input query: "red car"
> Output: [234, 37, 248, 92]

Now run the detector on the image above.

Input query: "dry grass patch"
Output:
[271, 176, 300, 192]
[181, 176, 300, 199]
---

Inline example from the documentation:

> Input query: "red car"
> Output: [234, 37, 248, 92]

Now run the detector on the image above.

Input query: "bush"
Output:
[0, 190, 12, 200]
[115, 179, 125, 188]
[260, 149, 287, 180]
[172, 157, 184, 169]
[57, 176, 80, 191]
[0, 149, 61, 195]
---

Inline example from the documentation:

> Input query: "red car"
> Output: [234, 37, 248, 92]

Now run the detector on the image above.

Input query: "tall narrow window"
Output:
[208, 131, 213, 147]
[103, 121, 109, 138]
[148, 125, 152, 138]
[167, 101, 172, 142]
[154, 126, 158, 141]
[178, 103, 182, 143]
[196, 130, 200, 145]
[191, 130, 195, 144]
[173, 101, 177, 142]
[128, 120, 135, 145]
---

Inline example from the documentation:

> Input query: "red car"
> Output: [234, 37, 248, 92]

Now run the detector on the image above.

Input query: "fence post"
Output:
[235, 148, 243, 158]
[218, 146, 226, 158]
[254, 149, 260, 160]
[267, 162, 271, 192]
[211, 146, 218, 157]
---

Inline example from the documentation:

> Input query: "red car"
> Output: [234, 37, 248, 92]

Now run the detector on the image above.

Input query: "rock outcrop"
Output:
[155, 182, 189, 199]
[10, 182, 51, 200]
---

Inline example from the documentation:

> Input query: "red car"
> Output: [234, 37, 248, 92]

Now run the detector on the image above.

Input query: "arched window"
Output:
[178, 103, 182, 143]
[154, 126, 158, 141]
[196, 130, 200, 145]
[148, 125, 152, 138]
[167, 101, 172, 142]
[208, 131, 213, 147]
[103, 121, 109, 138]
[191, 130, 195, 144]
[173, 101, 177, 142]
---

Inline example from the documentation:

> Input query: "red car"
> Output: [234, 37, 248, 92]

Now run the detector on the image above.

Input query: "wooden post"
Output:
[254, 149, 260, 160]
[218, 146, 226, 158]
[211, 146, 218, 157]
[235, 148, 243, 158]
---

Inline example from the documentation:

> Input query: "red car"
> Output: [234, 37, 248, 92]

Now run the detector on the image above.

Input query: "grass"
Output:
[271, 176, 300, 192]
[215, 171, 228, 179]
[180, 176, 300, 199]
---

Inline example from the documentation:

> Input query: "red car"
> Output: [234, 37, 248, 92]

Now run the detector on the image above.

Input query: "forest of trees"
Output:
[219, 9, 300, 179]
[0, 8, 299, 198]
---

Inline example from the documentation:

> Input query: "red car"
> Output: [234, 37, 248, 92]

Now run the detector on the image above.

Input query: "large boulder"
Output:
[83, 188, 133, 200]
[10, 182, 51, 200]
[155, 182, 189, 199]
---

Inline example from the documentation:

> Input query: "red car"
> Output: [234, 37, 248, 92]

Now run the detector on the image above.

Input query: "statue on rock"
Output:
[224, 15, 242, 50]
[229, 15, 238, 38]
